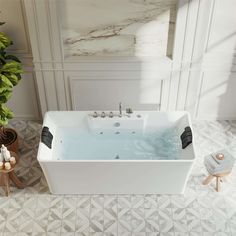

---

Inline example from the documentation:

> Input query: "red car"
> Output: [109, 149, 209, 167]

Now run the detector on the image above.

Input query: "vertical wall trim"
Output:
[192, 0, 217, 119]
[175, 0, 191, 110]
[194, 71, 204, 117]
[204, 0, 216, 53]
[183, 0, 201, 109]
[168, 0, 190, 110]
[31, 0, 48, 113]
[45, 0, 59, 110]
[20, 0, 32, 54]
[54, 1, 68, 110]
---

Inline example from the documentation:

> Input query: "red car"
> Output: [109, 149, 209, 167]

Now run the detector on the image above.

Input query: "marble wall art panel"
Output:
[58, 0, 177, 58]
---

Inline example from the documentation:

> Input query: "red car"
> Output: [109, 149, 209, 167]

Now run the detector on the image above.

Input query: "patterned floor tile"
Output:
[90, 208, 104, 232]
[158, 195, 172, 209]
[77, 196, 91, 209]
[0, 120, 235, 235]
[144, 195, 158, 209]
[46, 219, 62, 232]
[145, 219, 159, 232]
[158, 208, 174, 233]
[61, 208, 77, 232]
[104, 207, 117, 221]
[75, 219, 89, 233]
[75, 232, 89, 236]
[173, 219, 188, 232]
[104, 218, 117, 233]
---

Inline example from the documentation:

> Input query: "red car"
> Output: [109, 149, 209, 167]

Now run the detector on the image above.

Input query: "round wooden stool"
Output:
[0, 151, 25, 196]
[203, 171, 231, 192]
[203, 151, 235, 192]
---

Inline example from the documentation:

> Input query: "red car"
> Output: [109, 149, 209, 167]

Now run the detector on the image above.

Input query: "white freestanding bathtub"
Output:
[38, 111, 195, 194]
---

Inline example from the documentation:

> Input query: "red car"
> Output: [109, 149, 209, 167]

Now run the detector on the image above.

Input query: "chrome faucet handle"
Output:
[101, 112, 106, 118]
[126, 108, 133, 114]
[93, 111, 98, 118]
[119, 102, 122, 117]
[109, 112, 114, 118]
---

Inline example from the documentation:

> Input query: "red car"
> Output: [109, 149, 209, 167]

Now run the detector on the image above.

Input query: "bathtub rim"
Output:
[38, 110, 196, 163]
[37, 155, 195, 163]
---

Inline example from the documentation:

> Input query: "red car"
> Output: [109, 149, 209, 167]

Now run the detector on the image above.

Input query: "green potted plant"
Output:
[0, 22, 23, 153]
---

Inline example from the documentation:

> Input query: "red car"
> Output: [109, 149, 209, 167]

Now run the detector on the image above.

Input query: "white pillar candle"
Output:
[4, 162, 11, 170]
[0, 161, 3, 170]
[10, 157, 16, 165]
[1, 145, 11, 161]
[0, 153, 4, 162]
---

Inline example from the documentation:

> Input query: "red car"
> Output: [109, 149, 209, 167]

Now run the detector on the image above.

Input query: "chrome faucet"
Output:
[101, 112, 106, 118]
[119, 102, 122, 117]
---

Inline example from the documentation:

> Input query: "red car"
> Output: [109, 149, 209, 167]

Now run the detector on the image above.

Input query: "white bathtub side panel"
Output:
[40, 161, 193, 194]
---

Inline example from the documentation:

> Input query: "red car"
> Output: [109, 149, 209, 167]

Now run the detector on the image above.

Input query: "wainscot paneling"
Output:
[69, 76, 162, 111]
[7, 72, 40, 120]
[192, 0, 236, 119]
[195, 72, 236, 120]
[23, 0, 236, 120]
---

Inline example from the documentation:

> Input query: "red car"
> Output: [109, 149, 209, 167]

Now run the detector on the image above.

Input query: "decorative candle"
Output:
[10, 157, 16, 165]
[0, 161, 3, 170]
[4, 162, 11, 170]
[1, 145, 11, 161]
[0, 152, 4, 162]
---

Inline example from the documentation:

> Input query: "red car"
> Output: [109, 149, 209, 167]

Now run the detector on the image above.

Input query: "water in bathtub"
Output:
[52, 125, 182, 161]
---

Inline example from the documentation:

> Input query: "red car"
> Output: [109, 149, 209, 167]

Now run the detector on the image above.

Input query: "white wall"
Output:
[22, 0, 236, 120]
[0, 0, 40, 120]
[191, 0, 236, 119]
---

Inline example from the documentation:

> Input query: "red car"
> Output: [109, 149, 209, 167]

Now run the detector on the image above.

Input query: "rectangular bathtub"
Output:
[37, 111, 195, 194]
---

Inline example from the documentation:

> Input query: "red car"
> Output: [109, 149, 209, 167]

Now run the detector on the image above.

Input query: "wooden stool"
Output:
[0, 151, 25, 196]
[203, 171, 230, 192]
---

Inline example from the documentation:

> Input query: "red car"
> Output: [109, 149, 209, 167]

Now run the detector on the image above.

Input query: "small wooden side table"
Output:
[203, 171, 231, 192]
[203, 151, 235, 192]
[0, 151, 25, 196]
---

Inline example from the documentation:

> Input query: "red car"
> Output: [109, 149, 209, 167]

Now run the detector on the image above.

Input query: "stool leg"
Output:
[0, 173, 4, 186]
[9, 172, 25, 189]
[3, 173, 10, 196]
[216, 176, 220, 192]
[203, 175, 214, 185]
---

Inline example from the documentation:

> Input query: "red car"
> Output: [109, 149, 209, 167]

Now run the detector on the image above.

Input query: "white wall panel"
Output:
[0, 0, 30, 53]
[7, 73, 40, 119]
[206, 0, 236, 54]
[22, 0, 236, 120]
[70, 76, 162, 111]
[193, 0, 236, 119]
[196, 72, 236, 119]
[0, 0, 40, 120]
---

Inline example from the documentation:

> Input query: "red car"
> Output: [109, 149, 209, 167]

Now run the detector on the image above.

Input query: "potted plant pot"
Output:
[0, 127, 18, 153]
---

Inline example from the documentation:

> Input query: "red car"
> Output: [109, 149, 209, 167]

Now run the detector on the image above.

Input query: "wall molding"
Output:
[69, 76, 163, 111]
[23, 0, 236, 120]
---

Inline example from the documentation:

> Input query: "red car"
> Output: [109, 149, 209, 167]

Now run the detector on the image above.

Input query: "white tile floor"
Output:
[0, 120, 236, 236]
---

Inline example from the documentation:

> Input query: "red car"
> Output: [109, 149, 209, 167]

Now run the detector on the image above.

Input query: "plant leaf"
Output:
[0, 89, 12, 103]
[6, 74, 19, 86]
[0, 104, 13, 126]
[1, 61, 23, 74]
[5, 54, 21, 63]
[0, 32, 11, 49]
[0, 74, 13, 88]
[0, 53, 6, 64]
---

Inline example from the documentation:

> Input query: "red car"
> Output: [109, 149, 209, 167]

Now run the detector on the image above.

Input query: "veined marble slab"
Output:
[58, 0, 176, 58]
